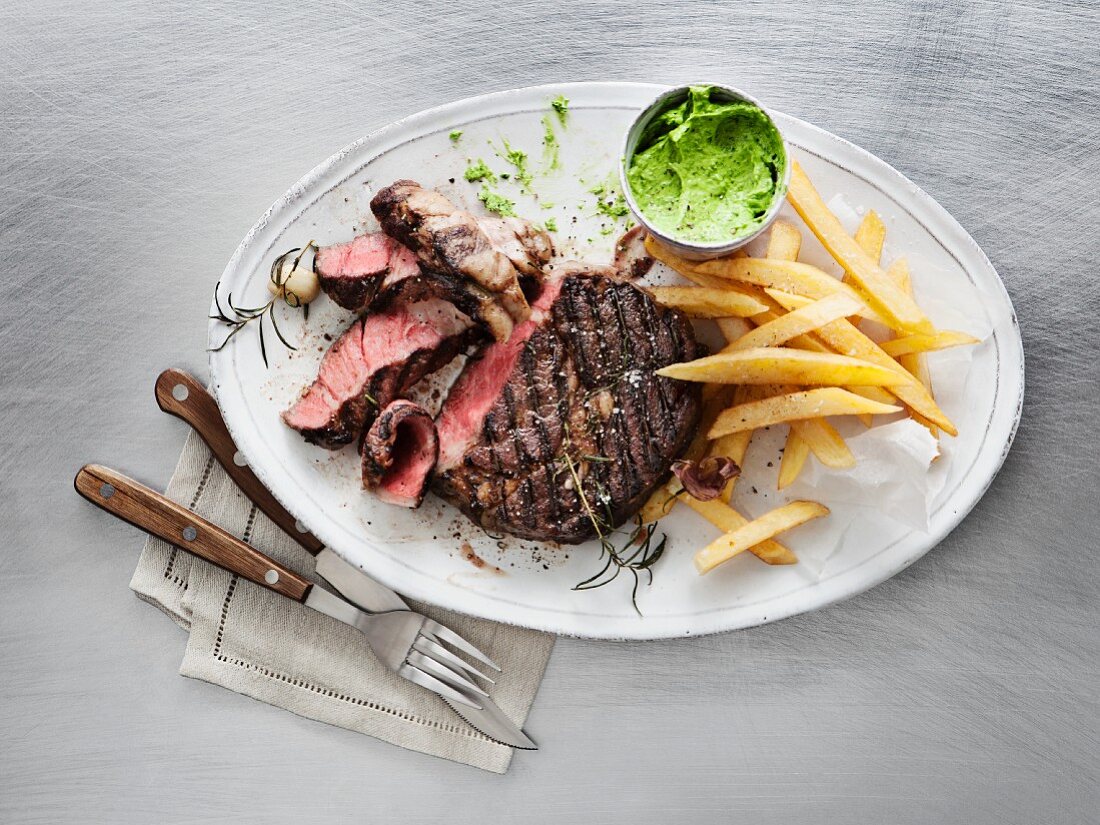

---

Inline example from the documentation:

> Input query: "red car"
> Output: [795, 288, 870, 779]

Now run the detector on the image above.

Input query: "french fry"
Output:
[647, 286, 768, 318]
[888, 259, 938, 437]
[726, 293, 865, 351]
[766, 290, 957, 435]
[778, 432, 810, 489]
[637, 484, 676, 525]
[658, 348, 910, 388]
[705, 385, 757, 502]
[681, 496, 797, 565]
[787, 161, 933, 334]
[766, 219, 803, 260]
[763, 222, 827, 478]
[695, 501, 829, 574]
[648, 234, 888, 326]
[880, 330, 981, 358]
[709, 387, 901, 438]
[852, 210, 886, 265]
[847, 210, 886, 324]
[689, 258, 887, 323]
[850, 211, 888, 405]
[715, 317, 751, 343]
[790, 418, 855, 468]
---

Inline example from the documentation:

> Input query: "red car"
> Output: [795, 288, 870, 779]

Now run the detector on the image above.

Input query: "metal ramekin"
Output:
[619, 83, 791, 261]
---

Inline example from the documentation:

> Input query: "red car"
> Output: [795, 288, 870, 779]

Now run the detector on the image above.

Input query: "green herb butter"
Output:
[477, 187, 516, 217]
[551, 94, 569, 124]
[626, 86, 786, 244]
[464, 159, 495, 182]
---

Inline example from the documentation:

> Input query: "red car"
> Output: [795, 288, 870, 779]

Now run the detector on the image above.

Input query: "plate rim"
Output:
[209, 81, 1025, 640]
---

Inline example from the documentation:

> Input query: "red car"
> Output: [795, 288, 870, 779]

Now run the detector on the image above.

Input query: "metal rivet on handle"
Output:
[232, 450, 247, 467]
[99, 483, 115, 499]
[264, 569, 280, 584]
[171, 384, 189, 402]
[181, 526, 197, 542]
[294, 520, 308, 533]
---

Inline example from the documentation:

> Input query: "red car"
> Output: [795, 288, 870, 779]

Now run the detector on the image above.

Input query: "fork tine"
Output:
[421, 620, 501, 671]
[398, 663, 482, 709]
[407, 650, 489, 698]
[414, 635, 496, 685]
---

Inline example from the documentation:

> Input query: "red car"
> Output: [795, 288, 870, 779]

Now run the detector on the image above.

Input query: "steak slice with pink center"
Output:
[282, 298, 475, 449]
[361, 400, 439, 508]
[314, 232, 420, 313]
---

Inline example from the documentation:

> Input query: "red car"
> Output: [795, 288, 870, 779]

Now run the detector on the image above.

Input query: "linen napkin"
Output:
[130, 430, 554, 773]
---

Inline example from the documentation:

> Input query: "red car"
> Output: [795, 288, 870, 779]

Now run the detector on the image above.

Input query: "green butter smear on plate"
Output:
[626, 86, 786, 244]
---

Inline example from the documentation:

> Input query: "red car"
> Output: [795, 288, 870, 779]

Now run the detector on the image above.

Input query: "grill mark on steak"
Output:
[433, 272, 703, 544]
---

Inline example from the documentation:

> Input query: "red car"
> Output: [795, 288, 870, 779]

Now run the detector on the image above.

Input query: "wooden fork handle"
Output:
[154, 368, 324, 555]
[75, 464, 313, 602]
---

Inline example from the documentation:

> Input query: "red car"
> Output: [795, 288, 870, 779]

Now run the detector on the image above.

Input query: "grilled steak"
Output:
[433, 271, 703, 544]
[370, 180, 552, 341]
[361, 400, 438, 508]
[314, 233, 419, 313]
[282, 299, 475, 449]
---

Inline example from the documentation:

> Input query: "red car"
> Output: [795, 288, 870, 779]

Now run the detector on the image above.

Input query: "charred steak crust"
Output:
[370, 180, 551, 340]
[433, 274, 704, 544]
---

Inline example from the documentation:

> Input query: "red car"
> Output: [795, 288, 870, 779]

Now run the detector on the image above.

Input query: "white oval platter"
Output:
[209, 82, 1023, 640]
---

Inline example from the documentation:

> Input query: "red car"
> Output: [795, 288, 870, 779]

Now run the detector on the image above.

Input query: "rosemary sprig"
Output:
[209, 241, 316, 368]
[559, 421, 667, 615]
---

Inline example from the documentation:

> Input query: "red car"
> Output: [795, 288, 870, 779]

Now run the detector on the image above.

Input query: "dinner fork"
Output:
[74, 464, 493, 709]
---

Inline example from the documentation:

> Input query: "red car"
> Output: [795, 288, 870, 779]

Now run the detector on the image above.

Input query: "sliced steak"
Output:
[361, 400, 438, 508]
[370, 180, 552, 341]
[314, 232, 420, 313]
[433, 271, 703, 544]
[282, 299, 475, 449]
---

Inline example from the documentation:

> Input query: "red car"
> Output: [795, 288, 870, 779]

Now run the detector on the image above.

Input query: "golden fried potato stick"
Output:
[715, 317, 751, 343]
[689, 258, 888, 324]
[880, 330, 981, 358]
[658, 347, 910, 388]
[726, 293, 865, 351]
[887, 259, 938, 437]
[762, 222, 822, 481]
[704, 385, 758, 503]
[765, 290, 957, 435]
[709, 388, 901, 438]
[787, 161, 933, 334]
[646, 286, 768, 318]
[778, 432, 810, 489]
[766, 219, 803, 260]
[844, 210, 887, 323]
[681, 496, 797, 565]
[695, 501, 830, 574]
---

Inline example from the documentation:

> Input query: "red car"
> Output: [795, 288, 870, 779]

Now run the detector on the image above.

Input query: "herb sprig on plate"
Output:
[210, 242, 316, 368]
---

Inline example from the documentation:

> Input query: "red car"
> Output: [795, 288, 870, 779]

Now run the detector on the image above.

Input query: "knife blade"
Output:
[155, 368, 537, 749]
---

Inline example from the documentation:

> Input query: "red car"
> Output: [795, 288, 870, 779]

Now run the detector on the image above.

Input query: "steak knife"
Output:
[154, 369, 536, 750]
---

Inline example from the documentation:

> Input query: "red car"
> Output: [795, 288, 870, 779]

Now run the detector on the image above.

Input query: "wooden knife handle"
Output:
[75, 464, 313, 602]
[154, 368, 324, 555]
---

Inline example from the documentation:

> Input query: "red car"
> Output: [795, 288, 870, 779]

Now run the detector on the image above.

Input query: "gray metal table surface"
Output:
[2, 2, 1097, 823]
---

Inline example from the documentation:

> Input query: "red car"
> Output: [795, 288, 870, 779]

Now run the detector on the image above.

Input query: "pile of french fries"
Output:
[641, 161, 979, 575]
